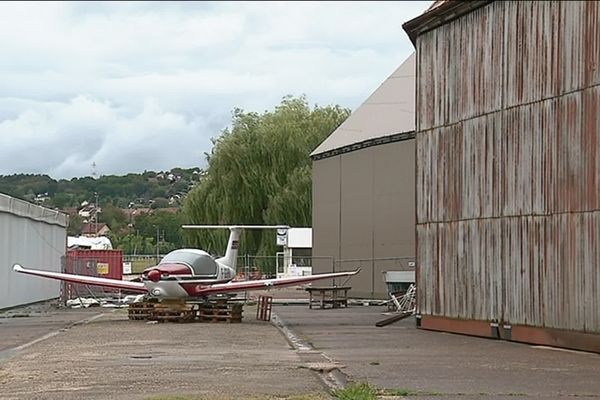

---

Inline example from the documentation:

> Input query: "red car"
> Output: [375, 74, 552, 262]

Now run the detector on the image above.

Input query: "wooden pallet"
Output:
[128, 300, 244, 323]
[151, 300, 196, 323]
[152, 309, 196, 323]
[128, 303, 155, 320]
[198, 301, 243, 323]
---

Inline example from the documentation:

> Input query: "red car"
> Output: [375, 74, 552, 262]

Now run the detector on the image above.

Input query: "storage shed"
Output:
[311, 53, 417, 299]
[404, 0, 600, 352]
[0, 193, 68, 310]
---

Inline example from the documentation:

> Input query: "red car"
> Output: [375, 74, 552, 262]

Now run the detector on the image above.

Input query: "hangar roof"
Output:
[0, 192, 68, 227]
[403, 1, 491, 43]
[311, 52, 415, 158]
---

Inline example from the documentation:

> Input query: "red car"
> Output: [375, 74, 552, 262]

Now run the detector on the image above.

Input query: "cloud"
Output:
[0, 96, 211, 177]
[0, 1, 430, 178]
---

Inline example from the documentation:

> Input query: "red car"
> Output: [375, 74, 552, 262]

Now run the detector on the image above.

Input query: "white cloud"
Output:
[0, 1, 430, 178]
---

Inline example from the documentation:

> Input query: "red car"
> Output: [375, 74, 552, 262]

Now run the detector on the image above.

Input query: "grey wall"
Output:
[0, 194, 67, 310]
[312, 139, 415, 298]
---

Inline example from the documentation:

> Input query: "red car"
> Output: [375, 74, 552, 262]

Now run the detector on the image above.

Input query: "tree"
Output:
[67, 214, 83, 236]
[132, 210, 186, 252]
[183, 96, 350, 258]
[98, 203, 128, 234]
[51, 192, 71, 209]
[150, 197, 170, 209]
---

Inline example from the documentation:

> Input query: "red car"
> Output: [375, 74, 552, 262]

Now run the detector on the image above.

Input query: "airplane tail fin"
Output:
[181, 224, 290, 273]
[216, 227, 241, 271]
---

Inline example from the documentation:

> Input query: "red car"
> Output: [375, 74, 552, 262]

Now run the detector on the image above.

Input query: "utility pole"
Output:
[94, 191, 99, 237]
[155, 226, 160, 263]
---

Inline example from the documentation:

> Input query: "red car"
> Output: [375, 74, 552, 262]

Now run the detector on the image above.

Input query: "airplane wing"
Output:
[192, 269, 360, 296]
[13, 264, 148, 293]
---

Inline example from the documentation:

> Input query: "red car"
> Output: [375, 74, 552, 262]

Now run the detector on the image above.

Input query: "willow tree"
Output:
[183, 96, 350, 260]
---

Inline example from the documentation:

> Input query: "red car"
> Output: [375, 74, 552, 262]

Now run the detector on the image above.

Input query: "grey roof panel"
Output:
[0, 192, 68, 227]
[311, 53, 415, 157]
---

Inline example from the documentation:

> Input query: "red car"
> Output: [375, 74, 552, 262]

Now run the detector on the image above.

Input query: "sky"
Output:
[0, 1, 430, 179]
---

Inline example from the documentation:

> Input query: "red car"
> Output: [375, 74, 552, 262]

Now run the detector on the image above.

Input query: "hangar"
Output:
[311, 53, 416, 299]
[0, 193, 68, 310]
[404, 0, 600, 352]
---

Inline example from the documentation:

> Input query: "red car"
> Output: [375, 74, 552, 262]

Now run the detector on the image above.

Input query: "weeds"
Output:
[332, 383, 377, 400]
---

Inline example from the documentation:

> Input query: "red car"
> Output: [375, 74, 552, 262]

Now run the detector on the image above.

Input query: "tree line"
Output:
[0, 167, 201, 210]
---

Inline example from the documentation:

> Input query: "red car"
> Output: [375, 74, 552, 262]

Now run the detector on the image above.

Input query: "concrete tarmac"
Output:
[273, 304, 600, 399]
[1, 298, 599, 399]
[0, 301, 101, 355]
[0, 304, 325, 400]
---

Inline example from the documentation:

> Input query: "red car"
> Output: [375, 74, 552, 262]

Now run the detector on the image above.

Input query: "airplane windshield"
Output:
[160, 250, 218, 277]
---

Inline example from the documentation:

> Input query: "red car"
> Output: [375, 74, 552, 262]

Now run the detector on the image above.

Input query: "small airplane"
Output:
[13, 225, 359, 300]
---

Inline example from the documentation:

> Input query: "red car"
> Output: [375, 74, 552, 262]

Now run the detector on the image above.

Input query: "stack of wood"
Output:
[151, 300, 196, 323]
[127, 299, 243, 323]
[127, 302, 155, 321]
[198, 300, 243, 323]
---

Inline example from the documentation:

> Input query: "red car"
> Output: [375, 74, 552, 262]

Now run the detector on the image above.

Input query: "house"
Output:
[81, 222, 110, 237]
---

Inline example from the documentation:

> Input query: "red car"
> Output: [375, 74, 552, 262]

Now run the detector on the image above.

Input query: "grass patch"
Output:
[332, 383, 377, 400]
[146, 395, 328, 400]
[332, 383, 447, 399]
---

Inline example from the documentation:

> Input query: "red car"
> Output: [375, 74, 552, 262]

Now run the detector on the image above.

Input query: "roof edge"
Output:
[311, 130, 415, 161]
[403, 0, 493, 44]
[0, 192, 68, 227]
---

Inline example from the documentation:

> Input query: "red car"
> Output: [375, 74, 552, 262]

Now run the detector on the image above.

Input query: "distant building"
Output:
[78, 202, 100, 220]
[81, 222, 110, 237]
[276, 228, 312, 279]
[311, 53, 416, 299]
[68, 236, 113, 250]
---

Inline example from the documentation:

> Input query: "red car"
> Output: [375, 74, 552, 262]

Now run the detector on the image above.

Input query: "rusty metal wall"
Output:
[415, 1, 600, 334]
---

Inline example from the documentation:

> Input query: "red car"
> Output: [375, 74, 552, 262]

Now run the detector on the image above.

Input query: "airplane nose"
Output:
[147, 269, 162, 282]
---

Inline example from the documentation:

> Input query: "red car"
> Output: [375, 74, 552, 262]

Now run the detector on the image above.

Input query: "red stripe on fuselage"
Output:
[143, 263, 192, 276]
[179, 280, 232, 296]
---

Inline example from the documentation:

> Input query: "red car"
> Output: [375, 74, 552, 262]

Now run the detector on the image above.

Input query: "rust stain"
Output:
[415, 1, 600, 337]
[420, 315, 600, 354]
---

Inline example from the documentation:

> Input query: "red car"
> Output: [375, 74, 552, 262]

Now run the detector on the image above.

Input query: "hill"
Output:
[0, 167, 203, 211]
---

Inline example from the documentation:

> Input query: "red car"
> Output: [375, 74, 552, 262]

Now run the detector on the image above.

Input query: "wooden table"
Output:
[305, 286, 351, 309]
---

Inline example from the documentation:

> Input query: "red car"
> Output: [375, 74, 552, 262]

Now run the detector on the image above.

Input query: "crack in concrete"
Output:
[271, 312, 349, 391]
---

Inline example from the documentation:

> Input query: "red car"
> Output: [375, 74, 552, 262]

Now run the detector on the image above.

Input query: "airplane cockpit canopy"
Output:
[159, 249, 218, 277]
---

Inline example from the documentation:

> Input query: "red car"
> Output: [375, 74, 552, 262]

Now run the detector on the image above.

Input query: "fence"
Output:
[232, 254, 415, 299]
[333, 257, 416, 299]
[235, 255, 334, 280]
[123, 254, 162, 274]
[97, 253, 415, 300]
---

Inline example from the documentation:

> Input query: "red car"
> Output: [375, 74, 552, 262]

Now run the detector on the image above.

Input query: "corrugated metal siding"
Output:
[416, 1, 600, 334]
[417, 1, 600, 132]
[0, 203, 66, 310]
[418, 88, 599, 224]
[416, 1, 504, 132]
[418, 214, 600, 332]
